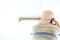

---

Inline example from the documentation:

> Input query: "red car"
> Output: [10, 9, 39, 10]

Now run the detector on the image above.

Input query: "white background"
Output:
[0, 0, 60, 40]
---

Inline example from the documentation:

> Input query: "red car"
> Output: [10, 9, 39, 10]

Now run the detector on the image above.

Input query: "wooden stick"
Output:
[19, 17, 60, 28]
[19, 17, 41, 22]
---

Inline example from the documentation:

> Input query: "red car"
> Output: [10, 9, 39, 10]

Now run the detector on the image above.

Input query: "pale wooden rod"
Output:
[19, 17, 41, 22]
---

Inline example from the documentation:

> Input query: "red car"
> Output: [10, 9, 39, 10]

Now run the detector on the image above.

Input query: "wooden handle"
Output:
[19, 17, 41, 22]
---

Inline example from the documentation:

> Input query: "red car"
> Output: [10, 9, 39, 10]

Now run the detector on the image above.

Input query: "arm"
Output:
[53, 19, 60, 28]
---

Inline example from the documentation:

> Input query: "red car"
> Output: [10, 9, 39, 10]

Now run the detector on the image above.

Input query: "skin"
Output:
[39, 10, 54, 25]
[39, 10, 60, 28]
[50, 18, 60, 28]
